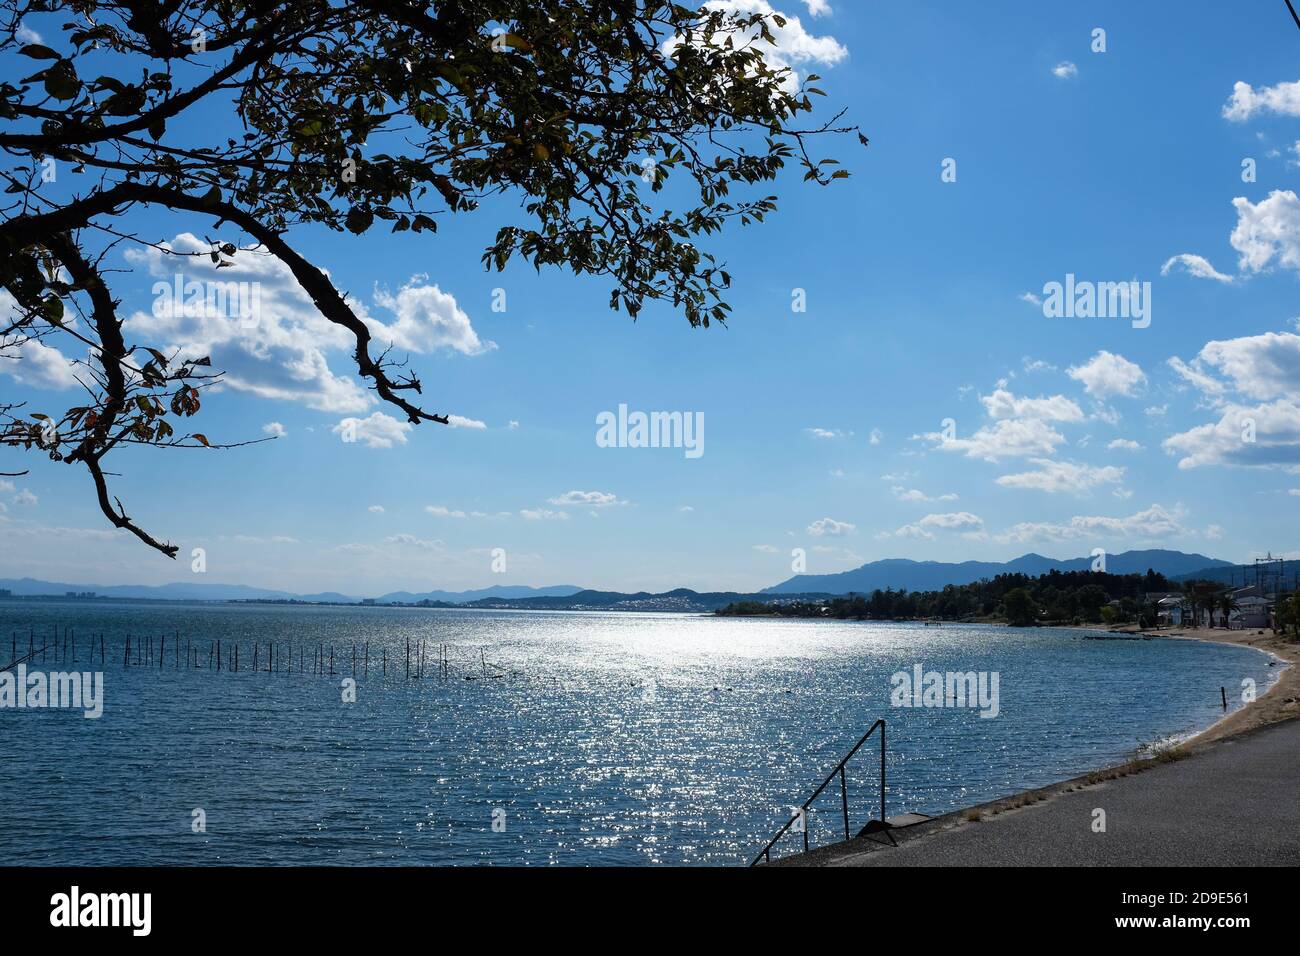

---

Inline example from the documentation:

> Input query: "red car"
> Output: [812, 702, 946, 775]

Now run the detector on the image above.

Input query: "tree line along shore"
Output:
[716, 568, 1300, 634]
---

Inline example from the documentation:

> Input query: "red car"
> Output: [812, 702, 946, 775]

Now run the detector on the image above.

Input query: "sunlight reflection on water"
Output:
[0, 601, 1279, 865]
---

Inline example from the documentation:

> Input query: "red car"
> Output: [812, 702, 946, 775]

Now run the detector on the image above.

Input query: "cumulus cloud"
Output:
[548, 490, 623, 507]
[1108, 439, 1142, 451]
[753, 544, 779, 553]
[447, 414, 487, 429]
[1230, 190, 1300, 274]
[1222, 79, 1300, 121]
[370, 278, 494, 355]
[0, 293, 80, 389]
[918, 511, 983, 530]
[995, 459, 1124, 494]
[123, 234, 490, 414]
[385, 533, 444, 551]
[1067, 351, 1146, 399]
[668, 1, 849, 94]
[926, 417, 1066, 462]
[262, 422, 286, 438]
[1172, 332, 1300, 404]
[1163, 400, 1300, 469]
[997, 504, 1188, 543]
[332, 412, 412, 449]
[981, 388, 1083, 423]
[807, 516, 855, 537]
[425, 505, 468, 518]
[368, 505, 385, 514]
[1160, 253, 1234, 283]
[806, 427, 851, 439]
[1052, 61, 1078, 79]
[891, 486, 958, 503]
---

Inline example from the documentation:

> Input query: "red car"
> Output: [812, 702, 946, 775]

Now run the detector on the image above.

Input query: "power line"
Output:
[1287, 0, 1300, 30]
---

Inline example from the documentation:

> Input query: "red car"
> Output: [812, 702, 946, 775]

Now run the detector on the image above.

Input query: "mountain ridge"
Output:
[763, 549, 1235, 595]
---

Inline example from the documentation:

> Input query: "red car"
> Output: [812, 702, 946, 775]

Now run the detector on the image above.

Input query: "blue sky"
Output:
[3, 0, 1300, 595]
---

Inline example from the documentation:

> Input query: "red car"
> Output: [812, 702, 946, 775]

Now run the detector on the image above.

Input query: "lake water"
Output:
[0, 599, 1280, 865]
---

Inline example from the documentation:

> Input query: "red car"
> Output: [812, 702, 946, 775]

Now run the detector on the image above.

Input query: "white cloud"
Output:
[447, 414, 487, 429]
[1067, 351, 1146, 399]
[997, 504, 1188, 543]
[425, 505, 468, 518]
[1162, 400, 1300, 469]
[368, 505, 385, 514]
[1019, 292, 1043, 307]
[370, 278, 494, 355]
[926, 418, 1066, 462]
[918, 511, 983, 530]
[1160, 253, 1234, 283]
[753, 544, 779, 553]
[1222, 79, 1300, 121]
[332, 412, 412, 449]
[995, 458, 1124, 494]
[1170, 332, 1300, 406]
[385, 533, 444, 551]
[1052, 61, 1078, 79]
[548, 490, 623, 508]
[0, 293, 80, 389]
[123, 234, 489, 414]
[16, 21, 42, 44]
[807, 516, 855, 537]
[868, 427, 883, 445]
[891, 524, 933, 541]
[981, 388, 1083, 423]
[520, 508, 570, 521]
[12, 489, 38, 507]
[1107, 439, 1142, 451]
[262, 421, 286, 438]
[806, 427, 850, 439]
[891, 486, 958, 503]
[670, 1, 849, 94]
[803, 0, 831, 14]
[1230, 190, 1300, 274]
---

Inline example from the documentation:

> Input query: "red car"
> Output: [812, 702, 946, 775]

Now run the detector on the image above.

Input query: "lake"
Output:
[0, 599, 1279, 865]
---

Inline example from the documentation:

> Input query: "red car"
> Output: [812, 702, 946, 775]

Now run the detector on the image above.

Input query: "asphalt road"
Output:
[811, 719, 1300, 867]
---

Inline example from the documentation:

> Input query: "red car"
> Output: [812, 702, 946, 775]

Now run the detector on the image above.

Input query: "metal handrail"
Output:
[750, 718, 885, 866]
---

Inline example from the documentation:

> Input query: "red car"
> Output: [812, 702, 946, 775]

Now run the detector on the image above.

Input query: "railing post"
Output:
[803, 810, 809, 853]
[879, 720, 886, 825]
[840, 766, 849, 840]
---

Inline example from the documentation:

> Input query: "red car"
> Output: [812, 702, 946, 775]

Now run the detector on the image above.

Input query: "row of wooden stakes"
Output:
[6, 627, 508, 680]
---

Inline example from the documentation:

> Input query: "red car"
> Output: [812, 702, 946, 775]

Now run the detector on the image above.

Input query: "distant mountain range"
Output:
[763, 550, 1236, 595]
[0, 578, 582, 604]
[0, 550, 1256, 608]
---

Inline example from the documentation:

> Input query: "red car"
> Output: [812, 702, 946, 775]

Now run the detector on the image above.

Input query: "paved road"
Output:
[802, 719, 1300, 867]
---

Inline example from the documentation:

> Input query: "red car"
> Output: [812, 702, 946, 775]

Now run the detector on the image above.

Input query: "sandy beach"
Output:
[1144, 626, 1298, 749]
